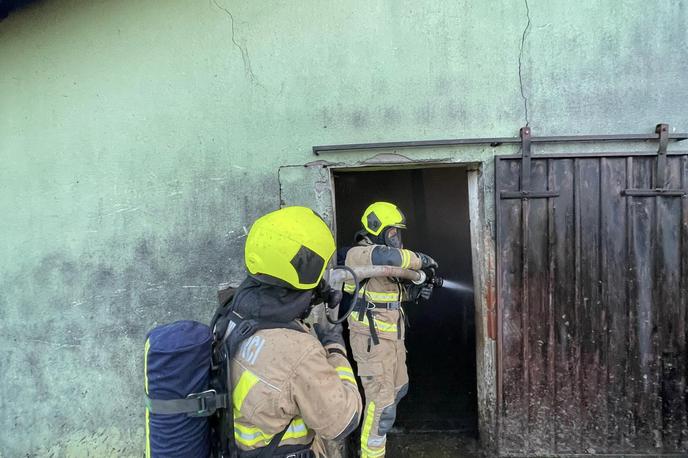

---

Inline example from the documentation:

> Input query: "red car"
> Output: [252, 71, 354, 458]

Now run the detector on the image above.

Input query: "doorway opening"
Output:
[332, 166, 479, 440]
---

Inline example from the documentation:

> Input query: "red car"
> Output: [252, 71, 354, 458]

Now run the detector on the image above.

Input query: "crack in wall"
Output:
[518, 0, 532, 126]
[212, 0, 265, 89]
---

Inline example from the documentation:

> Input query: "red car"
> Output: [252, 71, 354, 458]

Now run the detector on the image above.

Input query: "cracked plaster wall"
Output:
[0, 0, 686, 455]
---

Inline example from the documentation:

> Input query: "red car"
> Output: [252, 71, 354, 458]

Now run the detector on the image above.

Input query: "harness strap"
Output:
[256, 424, 289, 458]
[356, 279, 370, 322]
[366, 309, 380, 346]
[357, 305, 365, 322]
[145, 391, 228, 416]
[239, 443, 314, 458]
[396, 282, 404, 340]
[366, 301, 401, 310]
[216, 344, 231, 457]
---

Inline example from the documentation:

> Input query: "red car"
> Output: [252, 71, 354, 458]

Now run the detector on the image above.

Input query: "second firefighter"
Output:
[343, 201, 438, 458]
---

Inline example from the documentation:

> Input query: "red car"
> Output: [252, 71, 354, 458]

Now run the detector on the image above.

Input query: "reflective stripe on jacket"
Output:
[230, 326, 362, 452]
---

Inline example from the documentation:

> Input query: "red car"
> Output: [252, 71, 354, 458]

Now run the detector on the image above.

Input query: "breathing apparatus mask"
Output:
[382, 226, 403, 248]
[361, 225, 404, 248]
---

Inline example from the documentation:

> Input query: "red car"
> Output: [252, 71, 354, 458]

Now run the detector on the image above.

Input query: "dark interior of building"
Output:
[333, 166, 478, 442]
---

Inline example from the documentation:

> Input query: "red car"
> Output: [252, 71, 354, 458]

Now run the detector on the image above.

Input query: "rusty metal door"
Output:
[496, 127, 688, 456]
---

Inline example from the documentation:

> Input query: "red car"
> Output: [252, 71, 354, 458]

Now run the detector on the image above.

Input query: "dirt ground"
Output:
[385, 432, 483, 458]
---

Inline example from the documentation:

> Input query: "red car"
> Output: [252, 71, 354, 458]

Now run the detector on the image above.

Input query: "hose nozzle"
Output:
[410, 270, 443, 304]
[417, 267, 443, 288]
[411, 270, 427, 285]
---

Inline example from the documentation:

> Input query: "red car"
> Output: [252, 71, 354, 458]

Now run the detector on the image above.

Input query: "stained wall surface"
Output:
[1, 0, 687, 455]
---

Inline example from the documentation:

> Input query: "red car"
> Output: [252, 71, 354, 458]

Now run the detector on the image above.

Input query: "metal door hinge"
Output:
[500, 127, 560, 200]
[622, 124, 687, 197]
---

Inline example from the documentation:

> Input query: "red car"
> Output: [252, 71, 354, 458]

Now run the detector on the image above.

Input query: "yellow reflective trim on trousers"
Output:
[343, 284, 401, 303]
[360, 401, 375, 448]
[353, 313, 398, 333]
[234, 417, 309, 447]
[233, 370, 259, 412]
[144, 338, 151, 458]
[361, 401, 386, 457]
[363, 447, 385, 458]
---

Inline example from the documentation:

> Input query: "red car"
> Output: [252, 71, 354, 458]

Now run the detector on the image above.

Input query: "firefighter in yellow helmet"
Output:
[344, 202, 438, 458]
[229, 206, 362, 457]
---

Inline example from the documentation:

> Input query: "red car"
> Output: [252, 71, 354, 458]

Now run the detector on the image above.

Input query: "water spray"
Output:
[440, 279, 474, 294]
[410, 269, 473, 294]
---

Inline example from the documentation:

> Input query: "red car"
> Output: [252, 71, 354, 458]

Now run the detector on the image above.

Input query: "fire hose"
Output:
[322, 265, 444, 324]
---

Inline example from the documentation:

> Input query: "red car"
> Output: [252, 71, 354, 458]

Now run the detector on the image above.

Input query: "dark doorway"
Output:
[333, 166, 479, 439]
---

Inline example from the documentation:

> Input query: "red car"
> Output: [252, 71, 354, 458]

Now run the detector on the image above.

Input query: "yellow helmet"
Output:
[245, 206, 335, 290]
[361, 201, 406, 236]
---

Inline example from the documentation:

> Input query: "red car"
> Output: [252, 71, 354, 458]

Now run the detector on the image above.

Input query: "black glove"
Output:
[416, 252, 438, 269]
[313, 323, 345, 348]
[312, 279, 342, 309]
[419, 284, 434, 300]
[326, 289, 343, 309]
[409, 284, 434, 301]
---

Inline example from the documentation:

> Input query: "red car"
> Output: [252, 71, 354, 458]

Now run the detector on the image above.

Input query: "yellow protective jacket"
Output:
[229, 322, 362, 453]
[344, 242, 422, 341]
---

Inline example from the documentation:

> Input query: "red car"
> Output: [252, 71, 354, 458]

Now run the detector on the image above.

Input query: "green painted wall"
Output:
[0, 0, 686, 455]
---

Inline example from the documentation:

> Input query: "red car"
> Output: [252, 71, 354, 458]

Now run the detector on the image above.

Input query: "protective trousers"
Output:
[349, 332, 409, 458]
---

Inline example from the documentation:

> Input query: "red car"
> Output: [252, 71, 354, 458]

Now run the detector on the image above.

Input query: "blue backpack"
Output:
[144, 288, 303, 458]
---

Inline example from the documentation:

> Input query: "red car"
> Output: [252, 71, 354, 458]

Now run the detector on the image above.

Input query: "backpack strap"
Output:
[145, 390, 228, 417]
[224, 319, 304, 360]
[210, 286, 237, 340]
[257, 425, 289, 458]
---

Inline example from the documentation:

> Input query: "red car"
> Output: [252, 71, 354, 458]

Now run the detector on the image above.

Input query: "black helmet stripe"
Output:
[367, 212, 382, 232]
[290, 245, 325, 285]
